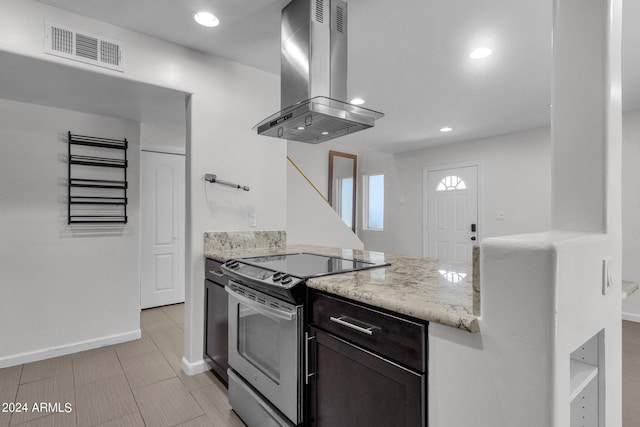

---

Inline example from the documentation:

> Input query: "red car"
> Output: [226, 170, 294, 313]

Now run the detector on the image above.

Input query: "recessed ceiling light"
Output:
[321, 131, 329, 135]
[469, 47, 492, 59]
[350, 98, 365, 105]
[297, 126, 305, 130]
[194, 11, 220, 27]
[440, 127, 453, 133]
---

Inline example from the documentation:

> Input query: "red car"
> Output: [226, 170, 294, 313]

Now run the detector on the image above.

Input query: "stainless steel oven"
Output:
[221, 252, 389, 427]
[226, 281, 303, 426]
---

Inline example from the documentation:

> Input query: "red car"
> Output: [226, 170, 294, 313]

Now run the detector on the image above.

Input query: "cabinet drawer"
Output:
[205, 258, 228, 286]
[309, 327, 425, 427]
[309, 290, 427, 372]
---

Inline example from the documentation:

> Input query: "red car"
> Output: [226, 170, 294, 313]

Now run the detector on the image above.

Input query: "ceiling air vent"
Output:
[44, 22, 125, 72]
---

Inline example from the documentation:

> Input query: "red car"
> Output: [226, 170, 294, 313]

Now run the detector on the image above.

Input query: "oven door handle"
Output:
[225, 286, 295, 321]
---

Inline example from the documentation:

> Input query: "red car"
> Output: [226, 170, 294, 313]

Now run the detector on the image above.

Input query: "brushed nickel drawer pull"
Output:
[330, 316, 375, 335]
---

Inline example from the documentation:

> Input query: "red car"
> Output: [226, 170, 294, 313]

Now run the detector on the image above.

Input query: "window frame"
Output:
[328, 151, 357, 232]
[363, 173, 385, 231]
[335, 176, 353, 228]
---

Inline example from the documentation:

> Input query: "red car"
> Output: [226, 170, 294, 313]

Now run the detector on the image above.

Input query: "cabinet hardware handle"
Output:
[305, 333, 315, 384]
[330, 316, 375, 335]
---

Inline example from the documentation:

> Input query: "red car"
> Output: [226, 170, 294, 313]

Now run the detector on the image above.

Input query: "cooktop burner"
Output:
[221, 252, 389, 303]
[240, 252, 381, 278]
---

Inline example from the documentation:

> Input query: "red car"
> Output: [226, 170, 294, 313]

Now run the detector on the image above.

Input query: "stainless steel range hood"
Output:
[253, 0, 384, 144]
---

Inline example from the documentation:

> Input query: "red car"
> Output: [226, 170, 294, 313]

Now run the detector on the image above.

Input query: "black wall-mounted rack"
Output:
[68, 132, 128, 224]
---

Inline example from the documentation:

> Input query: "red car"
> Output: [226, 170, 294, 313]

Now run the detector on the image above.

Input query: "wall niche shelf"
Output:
[68, 132, 128, 224]
[570, 331, 602, 427]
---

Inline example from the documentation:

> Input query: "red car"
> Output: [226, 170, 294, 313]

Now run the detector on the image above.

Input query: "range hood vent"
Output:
[253, 0, 383, 144]
[256, 96, 383, 144]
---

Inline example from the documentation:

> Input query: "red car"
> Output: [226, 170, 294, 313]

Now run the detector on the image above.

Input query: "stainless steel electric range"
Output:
[221, 252, 388, 427]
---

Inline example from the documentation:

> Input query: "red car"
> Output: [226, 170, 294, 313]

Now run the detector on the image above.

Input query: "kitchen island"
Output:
[204, 243, 479, 333]
[205, 237, 478, 426]
[202, 231, 638, 427]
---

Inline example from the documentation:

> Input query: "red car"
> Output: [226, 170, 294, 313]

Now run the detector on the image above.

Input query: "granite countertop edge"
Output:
[205, 244, 480, 333]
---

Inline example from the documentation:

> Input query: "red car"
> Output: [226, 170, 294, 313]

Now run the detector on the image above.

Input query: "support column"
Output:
[551, 0, 622, 234]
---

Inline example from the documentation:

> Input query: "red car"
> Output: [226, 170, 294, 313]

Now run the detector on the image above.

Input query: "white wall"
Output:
[286, 140, 397, 252]
[288, 109, 640, 323]
[621, 110, 640, 318]
[430, 1, 623, 424]
[140, 122, 186, 154]
[0, 0, 284, 370]
[391, 127, 552, 256]
[0, 99, 141, 366]
[390, 112, 640, 318]
[287, 127, 552, 255]
[286, 161, 363, 249]
[287, 141, 357, 196]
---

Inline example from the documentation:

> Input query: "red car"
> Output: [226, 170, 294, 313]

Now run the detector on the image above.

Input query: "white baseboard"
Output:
[182, 357, 211, 376]
[0, 329, 141, 369]
[622, 312, 640, 323]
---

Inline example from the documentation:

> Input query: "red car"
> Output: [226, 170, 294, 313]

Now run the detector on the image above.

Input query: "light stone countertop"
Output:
[205, 244, 480, 333]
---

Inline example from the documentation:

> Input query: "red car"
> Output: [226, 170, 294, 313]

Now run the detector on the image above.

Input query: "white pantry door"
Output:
[140, 151, 185, 308]
[424, 165, 478, 262]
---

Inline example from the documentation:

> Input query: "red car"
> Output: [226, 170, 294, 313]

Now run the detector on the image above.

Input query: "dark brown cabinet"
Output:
[307, 289, 427, 427]
[205, 258, 229, 383]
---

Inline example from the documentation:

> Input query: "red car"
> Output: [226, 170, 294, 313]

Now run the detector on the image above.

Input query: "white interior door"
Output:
[424, 165, 478, 262]
[140, 150, 185, 308]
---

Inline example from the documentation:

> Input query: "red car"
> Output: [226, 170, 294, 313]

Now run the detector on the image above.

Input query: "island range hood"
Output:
[253, 0, 384, 144]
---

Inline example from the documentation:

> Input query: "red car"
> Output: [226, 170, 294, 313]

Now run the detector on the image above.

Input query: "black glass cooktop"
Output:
[239, 252, 385, 278]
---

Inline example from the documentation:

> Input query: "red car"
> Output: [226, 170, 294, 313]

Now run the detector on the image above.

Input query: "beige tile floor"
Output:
[4, 309, 640, 426]
[0, 304, 245, 427]
[623, 320, 640, 426]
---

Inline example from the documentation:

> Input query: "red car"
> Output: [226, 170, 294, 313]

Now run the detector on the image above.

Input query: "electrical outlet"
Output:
[248, 211, 257, 227]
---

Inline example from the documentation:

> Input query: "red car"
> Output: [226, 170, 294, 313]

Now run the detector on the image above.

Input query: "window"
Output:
[365, 174, 384, 230]
[338, 177, 353, 228]
[436, 175, 466, 192]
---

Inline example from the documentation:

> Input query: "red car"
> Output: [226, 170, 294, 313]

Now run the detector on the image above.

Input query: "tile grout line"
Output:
[144, 324, 185, 390]
[71, 356, 78, 427]
[10, 366, 74, 427]
[114, 344, 147, 427]
[71, 350, 125, 388]
[142, 306, 220, 426]
[8, 365, 24, 427]
[188, 381, 218, 427]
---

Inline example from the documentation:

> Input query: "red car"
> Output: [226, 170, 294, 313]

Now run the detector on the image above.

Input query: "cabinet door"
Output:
[205, 280, 228, 383]
[308, 327, 425, 427]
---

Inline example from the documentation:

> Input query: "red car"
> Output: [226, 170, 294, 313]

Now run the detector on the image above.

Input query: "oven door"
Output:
[226, 281, 303, 425]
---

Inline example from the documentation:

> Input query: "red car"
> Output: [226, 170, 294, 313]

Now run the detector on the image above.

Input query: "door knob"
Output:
[471, 236, 476, 241]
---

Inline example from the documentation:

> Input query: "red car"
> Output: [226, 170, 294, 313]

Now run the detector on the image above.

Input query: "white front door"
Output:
[140, 150, 185, 308]
[424, 165, 478, 262]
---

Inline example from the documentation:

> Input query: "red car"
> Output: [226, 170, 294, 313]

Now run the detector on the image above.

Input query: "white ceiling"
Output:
[32, 0, 640, 153]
